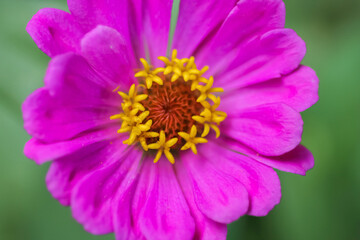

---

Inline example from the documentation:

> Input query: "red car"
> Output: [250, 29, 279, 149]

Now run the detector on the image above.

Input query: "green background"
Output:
[0, 0, 359, 239]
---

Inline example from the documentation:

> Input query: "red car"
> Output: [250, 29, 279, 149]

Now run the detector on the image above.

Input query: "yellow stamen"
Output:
[139, 132, 160, 151]
[178, 126, 208, 154]
[192, 97, 227, 138]
[196, 76, 224, 102]
[135, 59, 164, 89]
[117, 84, 148, 111]
[148, 131, 178, 164]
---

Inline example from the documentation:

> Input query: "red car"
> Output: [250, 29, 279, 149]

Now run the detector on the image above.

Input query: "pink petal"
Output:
[26, 8, 84, 57]
[175, 161, 228, 240]
[140, 0, 172, 65]
[222, 103, 303, 156]
[45, 139, 128, 205]
[196, 0, 285, 72]
[113, 163, 142, 240]
[213, 29, 306, 90]
[68, 0, 145, 60]
[24, 126, 120, 164]
[223, 138, 314, 175]
[172, 0, 237, 58]
[178, 148, 249, 224]
[132, 159, 195, 240]
[70, 147, 143, 235]
[199, 142, 281, 216]
[22, 88, 118, 143]
[22, 53, 121, 142]
[222, 65, 319, 112]
[80, 25, 136, 89]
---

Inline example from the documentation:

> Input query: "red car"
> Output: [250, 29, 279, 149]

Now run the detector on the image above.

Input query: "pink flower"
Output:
[23, 0, 319, 239]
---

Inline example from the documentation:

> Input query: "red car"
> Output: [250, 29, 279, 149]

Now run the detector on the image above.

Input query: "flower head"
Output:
[24, 0, 318, 239]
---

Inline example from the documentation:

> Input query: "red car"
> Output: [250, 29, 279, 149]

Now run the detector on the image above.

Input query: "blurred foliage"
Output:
[0, 0, 359, 239]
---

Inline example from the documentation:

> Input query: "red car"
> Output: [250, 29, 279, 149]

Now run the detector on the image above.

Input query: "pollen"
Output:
[110, 50, 227, 164]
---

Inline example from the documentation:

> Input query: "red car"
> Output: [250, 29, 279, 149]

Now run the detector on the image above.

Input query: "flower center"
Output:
[110, 50, 227, 164]
[141, 79, 203, 149]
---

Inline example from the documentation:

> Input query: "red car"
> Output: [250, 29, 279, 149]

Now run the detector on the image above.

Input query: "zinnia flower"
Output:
[23, 0, 319, 239]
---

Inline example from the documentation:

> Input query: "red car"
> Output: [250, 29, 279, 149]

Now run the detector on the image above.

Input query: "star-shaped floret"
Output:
[135, 59, 163, 89]
[196, 76, 224, 102]
[119, 111, 153, 145]
[178, 125, 208, 154]
[148, 131, 178, 164]
[192, 97, 227, 138]
[117, 84, 148, 111]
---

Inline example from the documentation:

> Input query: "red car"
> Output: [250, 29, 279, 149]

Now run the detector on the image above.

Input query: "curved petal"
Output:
[195, 142, 281, 216]
[213, 29, 306, 90]
[80, 25, 137, 88]
[222, 66, 319, 112]
[132, 159, 195, 240]
[223, 138, 314, 175]
[68, 0, 144, 60]
[196, 0, 285, 71]
[26, 8, 84, 57]
[24, 126, 119, 164]
[178, 147, 249, 224]
[22, 53, 121, 142]
[175, 160, 228, 240]
[172, 0, 237, 58]
[70, 146, 143, 235]
[22, 88, 118, 143]
[113, 160, 143, 240]
[45, 138, 128, 205]
[140, 0, 172, 65]
[221, 103, 303, 156]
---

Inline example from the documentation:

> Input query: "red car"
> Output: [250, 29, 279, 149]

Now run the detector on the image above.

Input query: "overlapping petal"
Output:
[221, 103, 303, 156]
[196, 0, 285, 72]
[71, 146, 142, 235]
[178, 148, 249, 224]
[24, 127, 119, 164]
[172, 0, 237, 58]
[221, 66, 319, 112]
[45, 139, 127, 205]
[210, 29, 306, 90]
[223, 139, 314, 175]
[26, 8, 84, 57]
[22, 53, 122, 142]
[80, 25, 136, 88]
[132, 159, 195, 240]
[201, 142, 281, 216]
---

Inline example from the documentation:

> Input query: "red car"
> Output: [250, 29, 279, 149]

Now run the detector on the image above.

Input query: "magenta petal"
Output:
[197, 142, 281, 216]
[132, 159, 195, 240]
[44, 53, 119, 98]
[179, 149, 249, 224]
[26, 8, 84, 57]
[81, 25, 136, 88]
[68, 0, 145, 60]
[70, 147, 142, 235]
[222, 103, 303, 156]
[22, 88, 117, 143]
[196, 0, 285, 71]
[224, 139, 314, 175]
[140, 0, 172, 65]
[213, 29, 306, 90]
[113, 165, 142, 240]
[45, 139, 128, 205]
[222, 65, 319, 112]
[22, 53, 121, 142]
[172, 0, 237, 58]
[24, 126, 119, 164]
[175, 161, 227, 239]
